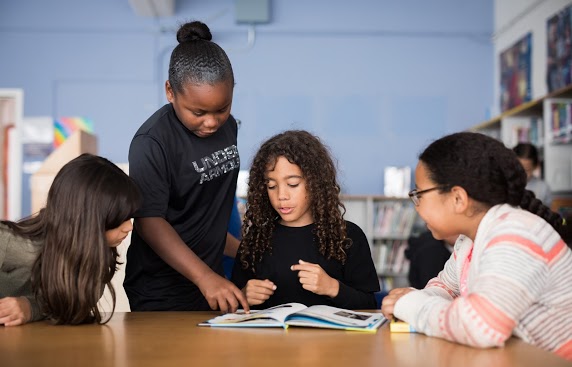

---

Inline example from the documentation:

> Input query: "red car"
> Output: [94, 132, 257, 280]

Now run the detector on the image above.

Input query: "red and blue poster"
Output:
[500, 33, 532, 112]
[547, 4, 572, 93]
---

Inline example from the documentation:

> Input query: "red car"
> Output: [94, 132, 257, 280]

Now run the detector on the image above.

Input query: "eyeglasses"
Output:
[408, 185, 448, 206]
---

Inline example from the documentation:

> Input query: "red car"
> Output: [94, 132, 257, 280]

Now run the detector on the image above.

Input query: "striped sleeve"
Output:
[394, 233, 554, 348]
[418, 235, 466, 299]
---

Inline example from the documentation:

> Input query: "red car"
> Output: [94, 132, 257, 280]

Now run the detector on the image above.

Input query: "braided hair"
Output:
[419, 132, 567, 240]
[168, 21, 234, 94]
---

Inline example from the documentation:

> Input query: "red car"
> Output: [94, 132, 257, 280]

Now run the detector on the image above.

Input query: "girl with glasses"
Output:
[381, 132, 572, 360]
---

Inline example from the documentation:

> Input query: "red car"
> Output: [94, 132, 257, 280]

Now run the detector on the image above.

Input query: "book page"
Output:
[205, 303, 307, 325]
[290, 305, 384, 328]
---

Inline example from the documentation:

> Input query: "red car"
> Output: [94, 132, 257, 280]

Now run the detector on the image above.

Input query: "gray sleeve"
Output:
[24, 295, 45, 322]
[0, 226, 8, 271]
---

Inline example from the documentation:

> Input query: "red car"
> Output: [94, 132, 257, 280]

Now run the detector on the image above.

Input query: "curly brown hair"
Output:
[239, 130, 351, 272]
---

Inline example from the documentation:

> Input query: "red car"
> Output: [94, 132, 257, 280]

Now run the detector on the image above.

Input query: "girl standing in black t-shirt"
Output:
[125, 21, 248, 313]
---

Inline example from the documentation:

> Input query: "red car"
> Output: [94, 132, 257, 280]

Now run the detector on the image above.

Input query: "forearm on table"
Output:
[394, 291, 513, 348]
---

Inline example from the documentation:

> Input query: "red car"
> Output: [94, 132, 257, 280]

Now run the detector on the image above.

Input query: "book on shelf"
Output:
[373, 240, 410, 277]
[548, 100, 572, 143]
[373, 201, 416, 238]
[391, 241, 409, 274]
[529, 117, 544, 146]
[390, 318, 416, 333]
[198, 303, 387, 332]
[501, 116, 545, 148]
[512, 125, 530, 146]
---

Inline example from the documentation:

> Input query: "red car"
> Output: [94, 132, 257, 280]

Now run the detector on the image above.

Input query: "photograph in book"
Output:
[198, 303, 387, 332]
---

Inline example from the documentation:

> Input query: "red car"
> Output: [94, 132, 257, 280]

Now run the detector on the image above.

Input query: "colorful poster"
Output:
[500, 33, 532, 112]
[547, 4, 572, 93]
[53, 117, 94, 148]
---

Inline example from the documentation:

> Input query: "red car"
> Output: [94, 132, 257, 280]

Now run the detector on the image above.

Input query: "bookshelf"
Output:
[341, 195, 419, 292]
[469, 84, 572, 203]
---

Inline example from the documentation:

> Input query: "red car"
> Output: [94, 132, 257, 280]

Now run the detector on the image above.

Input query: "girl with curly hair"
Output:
[231, 130, 379, 309]
[381, 132, 572, 360]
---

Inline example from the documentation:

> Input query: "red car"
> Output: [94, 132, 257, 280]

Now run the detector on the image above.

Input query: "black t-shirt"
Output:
[231, 221, 380, 309]
[124, 103, 239, 311]
[406, 231, 452, 289]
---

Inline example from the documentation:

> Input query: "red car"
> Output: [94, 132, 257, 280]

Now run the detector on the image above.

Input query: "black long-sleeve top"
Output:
[231, 221, 380, 309]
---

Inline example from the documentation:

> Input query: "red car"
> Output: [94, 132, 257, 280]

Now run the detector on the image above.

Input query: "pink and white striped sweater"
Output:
[394, 204, 572, 361]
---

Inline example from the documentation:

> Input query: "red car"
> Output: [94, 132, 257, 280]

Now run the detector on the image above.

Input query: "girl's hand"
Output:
[0, 297, 32, 326]
[291, 259, 339, 298]
[381, 287, 415, 319]
[243, 279, 276, 306]
[196, 272, 250, 314]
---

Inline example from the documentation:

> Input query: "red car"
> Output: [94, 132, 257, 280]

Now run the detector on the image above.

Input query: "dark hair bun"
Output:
[176, 21, 212, 44]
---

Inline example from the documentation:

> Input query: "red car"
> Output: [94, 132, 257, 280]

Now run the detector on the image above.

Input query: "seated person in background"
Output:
[0, 154, 140, 326]
[232, 130, 380, 309]
[406, 231, 455, 289]
[513, 143, 553, 208]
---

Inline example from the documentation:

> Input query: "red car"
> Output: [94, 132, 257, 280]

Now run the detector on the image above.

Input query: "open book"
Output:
[199, 303, 386, 332]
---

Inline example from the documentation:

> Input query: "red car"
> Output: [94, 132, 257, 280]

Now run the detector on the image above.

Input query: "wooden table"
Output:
[1, 312, 570, 367]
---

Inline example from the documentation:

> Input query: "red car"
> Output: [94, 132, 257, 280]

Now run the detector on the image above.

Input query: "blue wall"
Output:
[0, 0, 493, 216]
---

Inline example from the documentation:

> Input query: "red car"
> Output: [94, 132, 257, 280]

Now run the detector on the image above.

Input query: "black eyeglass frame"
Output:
[408, 185, 450, 206]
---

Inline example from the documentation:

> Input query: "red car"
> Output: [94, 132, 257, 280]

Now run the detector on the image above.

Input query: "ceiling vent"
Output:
[128, 0, 175, 17]
[236, 0, 270, 24]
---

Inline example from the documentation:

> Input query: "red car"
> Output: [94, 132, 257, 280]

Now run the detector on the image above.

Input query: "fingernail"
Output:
[273, 285, 277, 290]
[290, 265, 294, 270]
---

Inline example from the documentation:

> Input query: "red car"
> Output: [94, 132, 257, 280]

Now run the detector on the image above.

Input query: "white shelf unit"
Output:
[341, 195, 417, 291]
[0, 89, 24, 220]
[470, 86, 572, 199]
[543, 98, 572, 192]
